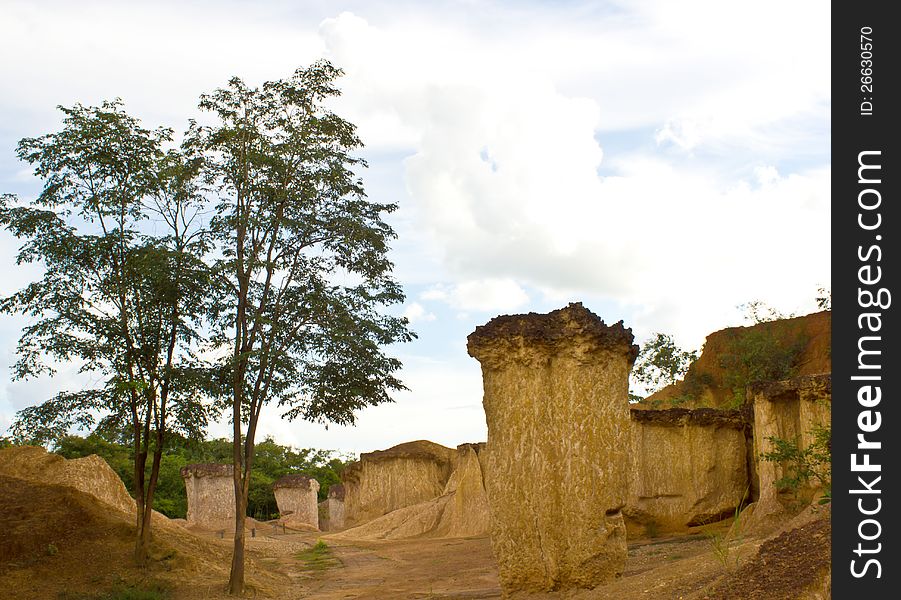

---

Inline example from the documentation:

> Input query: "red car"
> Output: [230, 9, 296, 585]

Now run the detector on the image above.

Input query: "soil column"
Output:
[467, 302, 638, 593]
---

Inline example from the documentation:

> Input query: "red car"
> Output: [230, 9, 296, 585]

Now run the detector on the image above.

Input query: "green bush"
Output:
[761, 424, 831, 504]
[718, 324, 808, 407]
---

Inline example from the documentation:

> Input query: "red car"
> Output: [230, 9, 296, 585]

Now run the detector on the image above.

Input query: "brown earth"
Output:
[0, 474, 290, 599]
[0, 444, 830, 600]
[0, 445, 136, 513]
[698, 508, 831, 599]
[639, 310, 831, 409]
[0, 470, 830, 600]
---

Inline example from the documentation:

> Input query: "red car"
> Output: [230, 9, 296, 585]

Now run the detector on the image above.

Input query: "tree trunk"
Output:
[135, 445, 164, 565]
[228, 469, 247, 595]
[133, 447, 148, 564]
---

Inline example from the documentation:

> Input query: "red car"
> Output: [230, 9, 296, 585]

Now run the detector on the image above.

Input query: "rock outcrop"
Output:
[0, 446, 135, 514]
[180, 463, 235, 531]
[273, 474, 320, 530]
[467, 302, 637, 593]
[640, 310, 831, 409]
[626, 408, 749, 531]
[342, 440, 456, 528]
[329, 442, 490, 541]
[320, 484, 345, 531]
[437, 443, 490, 538]
[748, 374, 831, 525]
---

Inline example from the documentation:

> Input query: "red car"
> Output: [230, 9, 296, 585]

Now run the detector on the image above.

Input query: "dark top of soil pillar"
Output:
[342, 440, 456, 484]
[629, 407, 748, 429]
[180, 463, 234, 479]
[273, 474, 318, 490]
[467, 302, 638, 367]
[747, 373, 832, 403]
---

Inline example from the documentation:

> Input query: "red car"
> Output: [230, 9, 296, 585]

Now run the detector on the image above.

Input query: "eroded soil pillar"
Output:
[467, 302, 637, 593]
[273, 474, 321, 530]
[180, 463, 235, 531]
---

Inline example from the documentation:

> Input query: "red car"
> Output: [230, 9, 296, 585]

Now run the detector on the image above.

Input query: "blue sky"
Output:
[0, 0, 830, 454]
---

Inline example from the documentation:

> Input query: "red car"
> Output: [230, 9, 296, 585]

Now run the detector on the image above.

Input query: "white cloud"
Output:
[0, 1, 830, 451]
[402, 302, 436, 323]
[422, 279, 529, 313]
[206, 356, 487, 454]
[313, 11, 828, 337]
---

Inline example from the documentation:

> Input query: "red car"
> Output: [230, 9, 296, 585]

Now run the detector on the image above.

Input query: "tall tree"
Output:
[193, 61, 414, 594]
[0, 101, 213, 563]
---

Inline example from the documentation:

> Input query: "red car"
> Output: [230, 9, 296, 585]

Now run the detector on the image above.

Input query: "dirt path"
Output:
[236, 525, 759, 600]
[254, 533, 501, 599]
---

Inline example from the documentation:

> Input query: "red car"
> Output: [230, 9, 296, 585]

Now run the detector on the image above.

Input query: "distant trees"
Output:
[53, 432, 352, 520]
[1, 60, 412, 592]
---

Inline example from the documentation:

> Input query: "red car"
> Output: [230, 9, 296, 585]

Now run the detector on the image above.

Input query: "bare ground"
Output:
[0, 474, 829, 600]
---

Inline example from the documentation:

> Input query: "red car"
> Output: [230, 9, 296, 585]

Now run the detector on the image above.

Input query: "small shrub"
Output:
[815, 286, 831, 310]
[707, 532, 734, 571]
[707, 487, 749, 571]
[47, 543, 58, 556]
[761, 424, 831, 504]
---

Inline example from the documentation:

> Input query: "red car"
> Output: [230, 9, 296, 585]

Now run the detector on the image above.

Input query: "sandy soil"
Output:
[0, 473, 829, 600]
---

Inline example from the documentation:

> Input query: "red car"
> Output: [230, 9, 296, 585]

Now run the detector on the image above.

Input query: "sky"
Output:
[0, 0, 831, 455]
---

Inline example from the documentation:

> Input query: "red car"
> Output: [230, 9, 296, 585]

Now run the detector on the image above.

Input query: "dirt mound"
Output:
[0, 474, 119, 572]
[0, 446, 135, 514]
[0, 473, 289, 599]
[700, 508, 831, 599]
[640, 310, 831, 409]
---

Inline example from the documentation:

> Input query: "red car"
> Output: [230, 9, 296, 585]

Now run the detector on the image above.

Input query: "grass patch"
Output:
[296, 539, 341, 572]
[59, 582, 171, 600]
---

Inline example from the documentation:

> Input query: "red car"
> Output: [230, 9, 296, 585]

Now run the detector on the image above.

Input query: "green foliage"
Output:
[707, 531, 734, 571]
[630, 333, 698, 401]
[761, 424, 831, 504]
[194, 60, 414, 434]
[4, 62, 411, 586]
[2, 101, 214, 445]
[53, 433, 351, 520]
[706, 488, 748, 571]
[718, 322, 807, 407]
